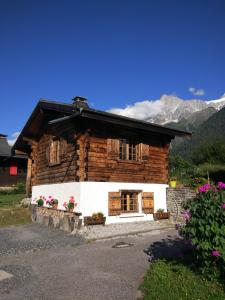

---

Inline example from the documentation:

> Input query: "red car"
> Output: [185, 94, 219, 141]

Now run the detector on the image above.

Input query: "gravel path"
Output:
[0, 223, 181, 300]
[0, 224, 83, 256]
[82, 219, 174, 240]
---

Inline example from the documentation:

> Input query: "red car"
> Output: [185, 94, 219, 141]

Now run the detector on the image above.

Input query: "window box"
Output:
[84, 216, 106, 226]
[153, 212, 170, 220]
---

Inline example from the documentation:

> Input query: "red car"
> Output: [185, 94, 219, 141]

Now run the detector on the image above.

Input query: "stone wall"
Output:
[30, 205, 82, 233]
[167, 188, 196, 222]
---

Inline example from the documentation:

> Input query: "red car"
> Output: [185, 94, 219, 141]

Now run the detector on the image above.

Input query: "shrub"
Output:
[15, 182, 26, 194]
[181, 182, 225, 279]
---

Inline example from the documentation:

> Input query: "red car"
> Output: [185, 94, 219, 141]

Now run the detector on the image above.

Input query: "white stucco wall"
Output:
[32, 182, 81, 211]
[32, 181, 168, 224]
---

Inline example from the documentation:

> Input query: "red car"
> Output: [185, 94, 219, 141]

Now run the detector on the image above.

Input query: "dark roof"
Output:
[13, 99, 191, 152]
[0, 135, 11, 157]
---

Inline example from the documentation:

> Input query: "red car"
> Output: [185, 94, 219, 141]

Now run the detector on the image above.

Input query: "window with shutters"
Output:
[119, 139, 138, 161]
[108, 190, 139, 215]
[48, 138, 61, 166]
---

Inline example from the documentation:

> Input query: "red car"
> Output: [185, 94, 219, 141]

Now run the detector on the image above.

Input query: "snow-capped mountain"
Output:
[108, 94, 225, 125]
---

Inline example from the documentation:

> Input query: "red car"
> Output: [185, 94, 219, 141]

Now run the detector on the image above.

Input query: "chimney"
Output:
[72, 96, 89, 109]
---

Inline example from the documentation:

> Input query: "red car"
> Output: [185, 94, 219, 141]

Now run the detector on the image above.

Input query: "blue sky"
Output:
[1, 0, 225, 141]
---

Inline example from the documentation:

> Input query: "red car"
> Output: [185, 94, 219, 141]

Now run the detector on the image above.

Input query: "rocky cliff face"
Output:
[108, 94, 225, 125]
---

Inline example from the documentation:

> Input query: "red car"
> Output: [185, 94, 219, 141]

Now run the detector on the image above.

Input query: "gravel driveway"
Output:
[0, 224, 179, 300]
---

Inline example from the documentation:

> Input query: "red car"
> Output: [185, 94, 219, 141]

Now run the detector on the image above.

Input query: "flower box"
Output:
[153, 212, 170, 220]
[84, 216, 106, 226]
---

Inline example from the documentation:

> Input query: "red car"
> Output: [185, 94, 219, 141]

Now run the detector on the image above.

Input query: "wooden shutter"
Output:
[46, 146, 50, 164]
[141, 143, 149, 161]
[107, 138, 119, 160]
[60, 139, 67, 162]
[142, 192, 154, 214]
[108, 192, 121, 216]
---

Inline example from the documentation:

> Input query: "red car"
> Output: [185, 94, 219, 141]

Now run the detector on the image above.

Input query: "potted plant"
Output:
[153, 208, 170, 220]
[46, 196, 59, 209]
[169, 176, 177, 188]
[84, 212, 106, 226]
[36, 198, 44, 207]
[51, 199, 58, 209]
[63, 196, 77, 213]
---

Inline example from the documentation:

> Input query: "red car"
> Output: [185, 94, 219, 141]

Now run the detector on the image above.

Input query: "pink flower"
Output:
[212, 250, 220, 257]
[221, 203, 225, 209]
[63, 202, 67, 208]
[182, 210, 192, 221]
[218, 182, 225, 190]
[49, 196, 52, 199]
[69, 198, 75, 204]
[198, 184, 212, 193]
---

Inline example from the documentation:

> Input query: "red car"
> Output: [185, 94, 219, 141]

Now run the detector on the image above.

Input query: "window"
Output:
[121, 191, 138, 213]
[119, 139, 138, 161]
[49, 138, 60, 165]
[10, 165, 18, 176]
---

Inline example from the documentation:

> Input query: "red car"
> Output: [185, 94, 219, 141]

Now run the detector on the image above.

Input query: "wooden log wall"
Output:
[31, 122, 79, 185]
[86, 132, 170, 184]
[30, 118, 171, 185]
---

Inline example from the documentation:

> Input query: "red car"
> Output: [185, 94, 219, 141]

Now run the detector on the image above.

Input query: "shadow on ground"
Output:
[143, 235, 192, 262]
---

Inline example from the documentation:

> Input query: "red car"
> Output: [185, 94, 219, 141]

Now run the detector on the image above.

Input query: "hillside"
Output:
[167, 107, 216, 131]
[171, 106, 225, 160]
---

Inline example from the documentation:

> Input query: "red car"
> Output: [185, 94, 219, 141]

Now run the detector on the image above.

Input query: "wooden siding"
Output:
[30, 120, 170, 185]
[0, 157, 27, 187]
[86, 130, 170, 184]
[31, 122, 79, 185]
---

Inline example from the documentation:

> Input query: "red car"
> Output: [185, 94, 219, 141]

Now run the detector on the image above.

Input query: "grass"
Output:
[0, 193, 26, 208]
[140, 259, 225, 300]
[0, 193, 31, 227]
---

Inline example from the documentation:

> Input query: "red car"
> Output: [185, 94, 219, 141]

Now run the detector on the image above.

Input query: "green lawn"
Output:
[0, 193, 31, 227]
[140, 259, 225, 300]
[0, 193, 26, 208]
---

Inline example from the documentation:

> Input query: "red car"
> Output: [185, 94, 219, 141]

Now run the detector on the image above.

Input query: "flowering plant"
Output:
[180, 182, 225, 279]
[46, 196, 58, 206]
[63, 196, 77, 211]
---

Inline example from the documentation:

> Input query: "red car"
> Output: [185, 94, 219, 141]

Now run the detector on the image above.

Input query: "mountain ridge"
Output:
[108, 94, 225, 125]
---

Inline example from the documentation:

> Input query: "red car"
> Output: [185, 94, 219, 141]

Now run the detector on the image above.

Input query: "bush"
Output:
[181, 183, 225, 280]
[15, 182, 26, 194]
[0, 182, 26, 195]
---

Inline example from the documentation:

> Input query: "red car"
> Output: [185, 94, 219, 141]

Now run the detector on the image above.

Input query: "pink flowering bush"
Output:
[181, 182, 225, 279]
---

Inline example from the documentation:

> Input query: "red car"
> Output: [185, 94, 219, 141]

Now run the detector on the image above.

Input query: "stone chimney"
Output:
[72, 96, 89, 109]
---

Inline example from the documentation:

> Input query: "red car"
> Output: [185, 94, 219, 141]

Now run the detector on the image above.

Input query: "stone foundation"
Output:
[166, 188, 196, 223]
[30, 205, 82, 233]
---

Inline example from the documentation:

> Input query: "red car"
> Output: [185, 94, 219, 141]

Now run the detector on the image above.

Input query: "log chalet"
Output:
[13, 97, 190, 224]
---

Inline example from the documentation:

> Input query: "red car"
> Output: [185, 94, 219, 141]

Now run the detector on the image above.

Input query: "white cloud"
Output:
[188, 87, 205, 96]
[108, 99, 165, 120]
[8, 131, 20, 146]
